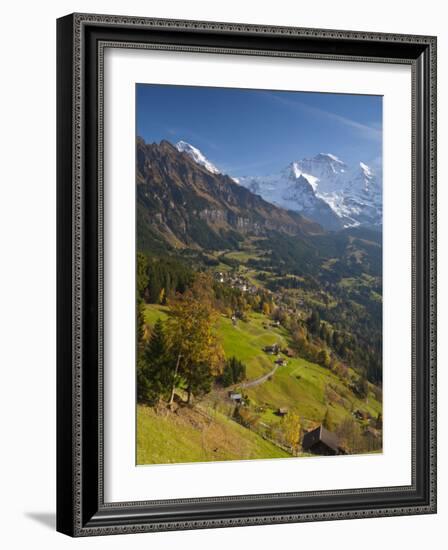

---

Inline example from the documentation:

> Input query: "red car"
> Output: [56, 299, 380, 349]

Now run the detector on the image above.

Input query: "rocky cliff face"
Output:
[136, 138, 322, 252]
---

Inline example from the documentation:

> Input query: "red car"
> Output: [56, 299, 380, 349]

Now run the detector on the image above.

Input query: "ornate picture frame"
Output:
[57, 13, 437, 536]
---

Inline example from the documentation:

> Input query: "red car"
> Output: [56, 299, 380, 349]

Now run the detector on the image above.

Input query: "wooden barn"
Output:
[274, 358, 287, 366]
[263, 344, 279, 355]
[282, 347, 295, 358]
[302, 425, 343, 456]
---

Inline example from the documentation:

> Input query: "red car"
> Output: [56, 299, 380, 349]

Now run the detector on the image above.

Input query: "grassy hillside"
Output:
[137, 403, 289, 464]
[219, 313, 281, 379]
[140, 303, 382, 462]
[243, 357, 381, 430]
[218, 310, 381, 431]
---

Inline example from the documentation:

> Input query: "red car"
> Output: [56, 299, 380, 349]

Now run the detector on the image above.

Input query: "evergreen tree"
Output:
[137, 318, 172, 405]
[136, 252, 149, 298]
[136, 252, 149, 348]
[307, 309, 320, 335]
[220, 356, 246, 386]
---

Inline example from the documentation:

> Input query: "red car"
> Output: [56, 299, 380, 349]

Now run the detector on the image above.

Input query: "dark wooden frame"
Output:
[57, 13, 437, 537]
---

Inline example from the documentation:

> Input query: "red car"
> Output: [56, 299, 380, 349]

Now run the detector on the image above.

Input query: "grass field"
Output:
[218, 313, 282, 379]
[137, 403, 289, 464]
[243, 357, 381, 429]
[144, 303, 170, 325]
[218, 310, 381, 429]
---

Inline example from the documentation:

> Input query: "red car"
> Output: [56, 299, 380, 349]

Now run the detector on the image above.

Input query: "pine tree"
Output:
[220, 356, 246, 386]
[146, 318, 166, 361]
[136, 252, 148, 298]
[307, 309, 320, 335]
[137, 318, 172, 405]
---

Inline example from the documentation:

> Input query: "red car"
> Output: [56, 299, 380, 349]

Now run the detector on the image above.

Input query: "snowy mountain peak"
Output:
[359, 161, 373, 178]
[176, 141, 220, 175]
[318, 153, 344, 164]
[239, 153, 382, 230]
[295, 154, 348, 181]
[173, 140, 381, 230]
[286, 162, 320, 191]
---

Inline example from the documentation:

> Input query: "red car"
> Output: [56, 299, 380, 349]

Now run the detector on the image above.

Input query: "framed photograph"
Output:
[57, 13, 437, 536]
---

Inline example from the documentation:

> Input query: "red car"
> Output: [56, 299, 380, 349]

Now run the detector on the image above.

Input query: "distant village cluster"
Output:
[214, 270, 258, 295]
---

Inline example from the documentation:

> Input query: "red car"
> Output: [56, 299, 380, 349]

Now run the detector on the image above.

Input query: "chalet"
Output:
[275, 358, 287, 366]
[277, 407, 288, 416]
[263, 344, 279, 355]
[228, 391, 242, 403]
[302, 425, 342, 456]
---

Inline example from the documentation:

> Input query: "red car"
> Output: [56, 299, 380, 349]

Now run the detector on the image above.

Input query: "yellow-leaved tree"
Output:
[166, 273, 224, 405]
[281, 412, 301, 456]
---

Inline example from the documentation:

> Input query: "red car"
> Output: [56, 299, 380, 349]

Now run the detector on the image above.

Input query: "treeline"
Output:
[137, 251, 273, 317]
[138, 253, 193, 304]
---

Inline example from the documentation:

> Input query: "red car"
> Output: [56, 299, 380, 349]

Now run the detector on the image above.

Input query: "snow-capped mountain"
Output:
[239, 153, 382, 230]
[240, 163, 343, 230]
[173, 142, 381, 230]
[176, 141, 220, 175]
[176, 140, 241, 183]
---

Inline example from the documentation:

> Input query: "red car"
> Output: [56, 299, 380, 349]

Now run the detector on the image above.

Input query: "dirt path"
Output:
[238, 364, 278, 389]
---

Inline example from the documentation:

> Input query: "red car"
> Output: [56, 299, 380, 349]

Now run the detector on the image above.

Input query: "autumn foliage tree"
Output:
[317, 349, 331, 368]
[280, 412, 301, 455]
[166, 273, 224, 404]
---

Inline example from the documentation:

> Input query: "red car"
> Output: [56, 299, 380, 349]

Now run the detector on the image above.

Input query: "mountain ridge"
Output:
[169, 141, 382, 230]
[136, 138, 323, 253]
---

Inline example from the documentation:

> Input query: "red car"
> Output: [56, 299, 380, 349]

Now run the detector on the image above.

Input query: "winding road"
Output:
[238, 364, 279, 389]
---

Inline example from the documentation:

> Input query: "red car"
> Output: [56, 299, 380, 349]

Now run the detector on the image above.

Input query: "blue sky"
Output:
[136, 84, 382, 176]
